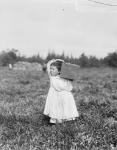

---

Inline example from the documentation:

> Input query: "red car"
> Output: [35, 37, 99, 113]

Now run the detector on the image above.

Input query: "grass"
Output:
[0, 67, 117, 149]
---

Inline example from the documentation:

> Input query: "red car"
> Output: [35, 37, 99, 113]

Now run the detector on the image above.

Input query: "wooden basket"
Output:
[60, 62, 80, 80]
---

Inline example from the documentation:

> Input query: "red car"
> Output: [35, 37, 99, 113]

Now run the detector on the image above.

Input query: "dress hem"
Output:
[44, 113, 79, 123]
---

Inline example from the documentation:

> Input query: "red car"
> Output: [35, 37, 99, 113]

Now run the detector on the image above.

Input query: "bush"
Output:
[104, 52, 117, 67]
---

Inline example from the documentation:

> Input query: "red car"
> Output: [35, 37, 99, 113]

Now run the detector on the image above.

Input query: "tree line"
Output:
[0, 49, 117, 68]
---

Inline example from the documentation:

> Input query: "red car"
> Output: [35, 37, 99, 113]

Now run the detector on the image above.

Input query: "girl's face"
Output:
[50, 65, 59, 76]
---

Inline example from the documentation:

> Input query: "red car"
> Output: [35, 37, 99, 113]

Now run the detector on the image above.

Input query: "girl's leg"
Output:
[50, 118, 63, 124]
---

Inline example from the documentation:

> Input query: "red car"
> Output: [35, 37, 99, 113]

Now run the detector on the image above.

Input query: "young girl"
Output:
[43, 59, 79, 124]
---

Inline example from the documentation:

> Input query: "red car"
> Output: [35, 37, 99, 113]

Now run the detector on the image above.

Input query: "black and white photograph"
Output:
[0, 0, 117, 149]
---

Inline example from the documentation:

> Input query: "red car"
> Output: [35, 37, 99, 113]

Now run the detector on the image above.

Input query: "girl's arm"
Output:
[51, 77, 73, 92]
[47, 59, 56, 77]
[47, 59, 64, 77]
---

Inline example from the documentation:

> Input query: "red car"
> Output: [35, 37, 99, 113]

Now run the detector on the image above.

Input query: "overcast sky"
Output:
[0, 0, 117, 58]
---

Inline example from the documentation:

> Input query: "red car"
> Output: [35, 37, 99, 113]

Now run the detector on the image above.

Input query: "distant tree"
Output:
[104, 52, 117, 67]
[61, 51, 65, 60]
[7, 50, 17, 61]
[102, 57, 109, 66]
[46, 51, 56, 62]
[78, 53, 89, 67]
[88, 56, 100, 67]
[27, 53, 44, 64]
[0, 49, 18, 66]
[17, 55, 27, 62]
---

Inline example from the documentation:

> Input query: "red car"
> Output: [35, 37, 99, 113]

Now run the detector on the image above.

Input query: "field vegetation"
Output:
[0, 66, 117, 150]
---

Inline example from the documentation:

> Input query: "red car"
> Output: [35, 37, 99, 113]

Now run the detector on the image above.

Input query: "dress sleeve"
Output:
[51, 77, 73, 92]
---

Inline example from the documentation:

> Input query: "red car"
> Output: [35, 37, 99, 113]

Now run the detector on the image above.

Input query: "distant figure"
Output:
[43, 59, 79, 124]
[9, 63, 13, 70]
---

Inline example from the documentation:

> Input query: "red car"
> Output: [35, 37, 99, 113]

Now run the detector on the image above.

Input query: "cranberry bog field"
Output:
[0, 67, 117, 150]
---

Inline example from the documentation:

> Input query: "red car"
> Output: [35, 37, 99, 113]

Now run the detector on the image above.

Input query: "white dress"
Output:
[44, 60, 79, 123]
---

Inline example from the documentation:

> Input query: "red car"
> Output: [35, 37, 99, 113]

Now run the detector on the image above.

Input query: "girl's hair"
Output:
[51, 60, 63, 72]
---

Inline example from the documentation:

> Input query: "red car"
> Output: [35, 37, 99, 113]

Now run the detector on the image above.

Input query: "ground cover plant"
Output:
[0, 66, 117, 150]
